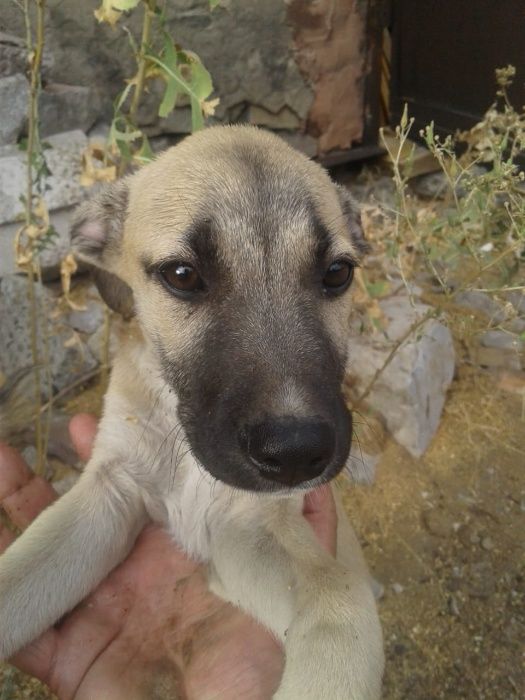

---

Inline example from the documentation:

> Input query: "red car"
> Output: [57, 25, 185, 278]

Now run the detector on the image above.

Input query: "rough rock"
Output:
[0, 130, 88, 225]
[411, 165, 487, 200]
[505, 290, 525, 316]
[347, 295, 455, 457]
[0, 275, 98, 399]
[471, 330, 524, 371]
[0, 0, 313, 139]
[39, 83, 101, 138]
[349, 176, 397, 209]
[480, 330, 523, 351]
[0, 31, 54, 80]
[0, 73, 28, 145]
[66, 299, 105, 335]
[0, 205, 78, 280]
[454, 290, 507, 324]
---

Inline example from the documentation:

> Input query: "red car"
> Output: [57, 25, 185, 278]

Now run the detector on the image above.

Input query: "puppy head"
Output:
[72, 126, 368, 492]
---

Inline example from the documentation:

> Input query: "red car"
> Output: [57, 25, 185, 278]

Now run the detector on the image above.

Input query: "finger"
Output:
[10, 629, 59, 688]
[0, 444, 32, 500]
[0, 444, 57, 530]
[69, 413, 98, 462]
[303, 484, 337, 556]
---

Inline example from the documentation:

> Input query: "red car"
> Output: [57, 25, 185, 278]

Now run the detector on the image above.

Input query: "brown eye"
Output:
[322, 261, 354, 294]
[158, 262, 203, 296]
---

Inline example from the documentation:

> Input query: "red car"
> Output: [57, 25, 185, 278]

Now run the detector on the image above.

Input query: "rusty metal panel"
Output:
[287, 0, 384, 162]
[390, 0, 525, 135]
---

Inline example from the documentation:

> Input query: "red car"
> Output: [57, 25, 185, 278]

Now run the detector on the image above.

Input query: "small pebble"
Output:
[448, 596, 460, 616]
[391, 582, 404, 594]
[481, 536, 494, 551]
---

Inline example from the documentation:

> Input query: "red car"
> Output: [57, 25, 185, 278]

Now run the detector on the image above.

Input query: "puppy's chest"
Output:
[142, 456, 228, 562]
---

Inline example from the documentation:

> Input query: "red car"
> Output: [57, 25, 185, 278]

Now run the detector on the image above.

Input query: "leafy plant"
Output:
[380, 66, 524, 297]
[353, 66, 525, 407]
[85, 0, 218, 183]
[13, 0, 54, 474]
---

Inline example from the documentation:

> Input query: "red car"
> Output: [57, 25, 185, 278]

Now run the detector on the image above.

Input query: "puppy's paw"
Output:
[274, 605, 384, 700]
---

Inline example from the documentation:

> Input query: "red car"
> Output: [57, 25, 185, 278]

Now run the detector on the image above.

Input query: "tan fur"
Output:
[0, 126, 383, 698]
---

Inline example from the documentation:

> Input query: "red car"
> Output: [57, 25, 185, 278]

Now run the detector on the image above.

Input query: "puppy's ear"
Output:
[71, 180, 134, 317]
[71, 180, 129, 267]
[336, 186, 370, 257]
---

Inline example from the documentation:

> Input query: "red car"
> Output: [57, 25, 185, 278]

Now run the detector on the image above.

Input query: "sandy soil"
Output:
[341, 366, 524, 699]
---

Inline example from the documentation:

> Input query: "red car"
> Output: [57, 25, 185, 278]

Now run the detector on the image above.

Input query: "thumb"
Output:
[69, 413, 98, 462]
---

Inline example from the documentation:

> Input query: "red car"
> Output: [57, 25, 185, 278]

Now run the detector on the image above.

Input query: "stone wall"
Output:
[0, 0, 378, 154]
[0, 0, 380, 278]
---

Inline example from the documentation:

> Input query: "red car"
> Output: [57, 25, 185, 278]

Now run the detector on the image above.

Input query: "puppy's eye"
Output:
[158, 262, 203, 295]
[322, 261, 354, 295]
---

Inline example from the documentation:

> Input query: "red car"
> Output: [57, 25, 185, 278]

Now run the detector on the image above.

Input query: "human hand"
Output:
[0, 414, 338, 700]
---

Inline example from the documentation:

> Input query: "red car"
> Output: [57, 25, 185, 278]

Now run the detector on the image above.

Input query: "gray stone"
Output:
[411, 164, 487, 200]
[473, 328, 524, 371]
[0, 74, 28, 145]
[481, 536, 494, 551]
[0, 130, 88, 225]
[0, 32, 54, 80]
[391, 583, 404, 594]
[411, 171, 448, 200]
[350, 176, 397, 209]
[66, 299, 105, 335]
[86, 316, 120, 364]
[347, 295, 455, 457]
[39, 83, 102, 138]
[471, 345, 523, 372]
[455, 290, 507, 324]
[1, 0, 314, 143]
[479, 329, 523, 351]
[0, 275, 98, 400]
[0, 205, 77, 280]
[505, 290, 525, 316]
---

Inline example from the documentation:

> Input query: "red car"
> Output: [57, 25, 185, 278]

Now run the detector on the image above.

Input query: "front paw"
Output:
[274, 616, 383, 700]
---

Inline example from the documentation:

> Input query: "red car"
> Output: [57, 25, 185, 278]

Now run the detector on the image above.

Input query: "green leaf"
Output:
[134, 135, 155, 164]
[114, 83, 134, 114]
[209, 0, 221, 8]
[158, 78, 180, 118]
[158, 36, 181, 118]
[148, 51, 213, 131]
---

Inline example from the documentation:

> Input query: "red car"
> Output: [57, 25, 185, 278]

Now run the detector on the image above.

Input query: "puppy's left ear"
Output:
[71, 179, 129, 269]
[70, 179, 135, 318]
[336, 186, 370, 257]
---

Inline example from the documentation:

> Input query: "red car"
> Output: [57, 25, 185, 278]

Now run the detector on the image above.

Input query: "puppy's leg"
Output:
[209, 497, 383, 700]
[0, 463, 146, 659]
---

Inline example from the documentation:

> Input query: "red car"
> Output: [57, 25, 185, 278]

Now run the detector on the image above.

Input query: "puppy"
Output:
[0, 126, 383, 698]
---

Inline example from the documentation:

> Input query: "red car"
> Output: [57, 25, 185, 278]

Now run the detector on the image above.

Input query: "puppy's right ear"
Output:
[71, 180, 135, 318]
[71, 179, 129, 268]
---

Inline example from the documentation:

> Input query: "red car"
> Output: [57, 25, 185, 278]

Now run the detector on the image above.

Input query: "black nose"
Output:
[245, 417, 335, 486]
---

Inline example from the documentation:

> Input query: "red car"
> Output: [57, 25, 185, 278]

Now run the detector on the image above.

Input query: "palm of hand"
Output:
[1, 450, 282, 700]
[0, 415, 335, 700]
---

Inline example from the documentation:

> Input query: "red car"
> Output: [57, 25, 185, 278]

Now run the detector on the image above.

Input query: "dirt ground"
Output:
[1, 353, 524, 700]
[341, 365, 524, 700]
